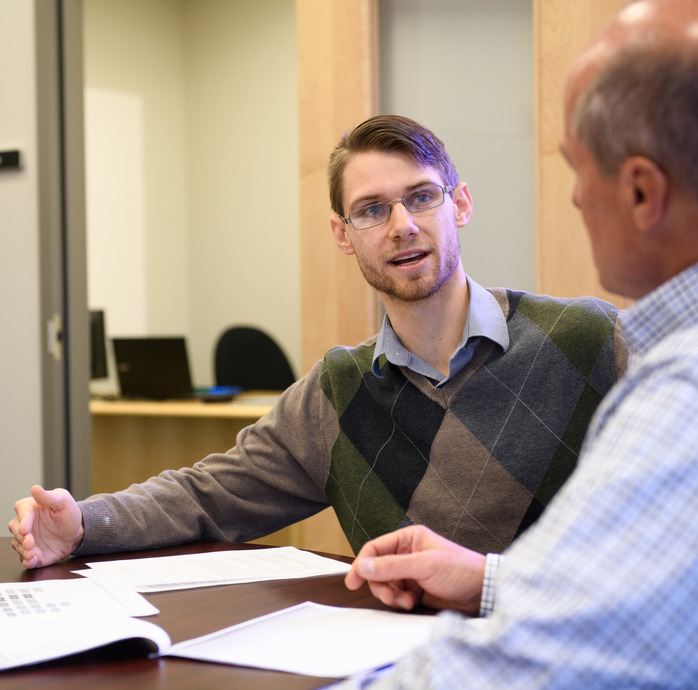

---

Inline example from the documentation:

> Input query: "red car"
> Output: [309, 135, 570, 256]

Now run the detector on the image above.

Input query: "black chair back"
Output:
[214, 326, 295, 391]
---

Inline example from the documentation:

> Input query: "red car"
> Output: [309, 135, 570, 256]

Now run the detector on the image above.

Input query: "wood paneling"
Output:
[534, 0, 630, 308]
[297, 0, 381, 375]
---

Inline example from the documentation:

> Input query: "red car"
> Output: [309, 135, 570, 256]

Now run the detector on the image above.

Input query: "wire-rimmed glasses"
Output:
[342, 184, 455, 231]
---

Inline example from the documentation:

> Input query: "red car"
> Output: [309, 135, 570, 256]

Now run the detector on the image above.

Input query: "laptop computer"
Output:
[112, 337, 241, 401]
[112, 337, 195, 400]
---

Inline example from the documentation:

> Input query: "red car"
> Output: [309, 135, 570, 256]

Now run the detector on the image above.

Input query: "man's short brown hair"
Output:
[327, 115, 460, 217]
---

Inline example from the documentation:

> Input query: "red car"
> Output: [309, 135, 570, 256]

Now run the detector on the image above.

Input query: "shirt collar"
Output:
[371, 275, 510, 379]
[621, 262, 698, 357]
[466, 276, 510, 348]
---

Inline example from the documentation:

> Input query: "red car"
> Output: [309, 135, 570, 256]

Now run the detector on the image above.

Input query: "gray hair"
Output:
[572, 38, 698, 198]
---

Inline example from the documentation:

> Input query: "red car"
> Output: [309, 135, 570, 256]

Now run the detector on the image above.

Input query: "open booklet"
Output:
[0, 578, 163, 671]
[2, 596, 435, 679]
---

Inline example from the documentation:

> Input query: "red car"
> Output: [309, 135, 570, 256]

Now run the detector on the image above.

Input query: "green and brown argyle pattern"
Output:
[321, 289, 623, 555]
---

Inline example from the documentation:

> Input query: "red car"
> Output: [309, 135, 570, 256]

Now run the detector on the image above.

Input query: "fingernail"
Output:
[358, 558, 375, 576]
[397, 593, 412, 610]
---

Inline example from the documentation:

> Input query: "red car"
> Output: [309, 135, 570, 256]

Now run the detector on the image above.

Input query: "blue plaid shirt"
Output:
[338, 262, 698, 689]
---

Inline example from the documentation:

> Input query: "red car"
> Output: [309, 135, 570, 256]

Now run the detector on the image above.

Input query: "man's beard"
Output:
[355, 231, 461, 303]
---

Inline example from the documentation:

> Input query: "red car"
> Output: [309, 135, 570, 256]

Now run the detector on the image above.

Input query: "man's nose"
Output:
[387, 201, 418, 239]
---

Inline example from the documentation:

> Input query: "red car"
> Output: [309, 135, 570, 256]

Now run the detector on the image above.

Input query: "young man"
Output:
[9, 116, 624, 570]
[342, 0, 698, 686]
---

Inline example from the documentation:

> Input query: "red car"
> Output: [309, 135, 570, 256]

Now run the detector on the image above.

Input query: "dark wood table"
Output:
[0, 537, 389, 689]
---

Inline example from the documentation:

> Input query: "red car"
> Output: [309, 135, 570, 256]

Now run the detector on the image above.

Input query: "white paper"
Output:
[0, 578, 163, 671]
[0, 616, 170, 671]
[0, 578, 157, 624]
[79, 546, 351, 592]
[167, 601, 436, 678]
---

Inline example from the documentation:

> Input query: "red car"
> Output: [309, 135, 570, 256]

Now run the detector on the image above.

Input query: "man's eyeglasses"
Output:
[342, 184, 455, 231]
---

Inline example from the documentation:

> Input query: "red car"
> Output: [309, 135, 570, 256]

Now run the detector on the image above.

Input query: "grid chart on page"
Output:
[0, 587, 66, 620]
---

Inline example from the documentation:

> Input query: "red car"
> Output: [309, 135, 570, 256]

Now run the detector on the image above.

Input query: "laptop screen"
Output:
[112, 337, 194, 399]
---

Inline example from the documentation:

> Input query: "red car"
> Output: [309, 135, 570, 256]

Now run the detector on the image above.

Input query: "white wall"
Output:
[380, 0, 535, 292]
[0, 0, 44, 520]
[83, 0, 300, 387]
[184, 0, 299, 388]
[86, 88, 148, 337]
[83, 0, 191, 382]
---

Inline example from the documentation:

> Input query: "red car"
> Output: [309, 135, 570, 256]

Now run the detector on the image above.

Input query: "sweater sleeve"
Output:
[75, 361, 337, 556]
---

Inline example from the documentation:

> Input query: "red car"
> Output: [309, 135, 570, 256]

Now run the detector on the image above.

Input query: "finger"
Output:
[345, 535, 404, 590]
[345, 553, 384, 590]
[361, 526, 439, 559]
[20, 550, 39, 570]
[368, 581, 420, 611]
[10, 534, 37, 569]
[346, 559, 423, 608]
[344, 566, 366, 591]
[353, 552, 434, 584]
[12, 500, 37, 538]
[10, 524, 35, 553]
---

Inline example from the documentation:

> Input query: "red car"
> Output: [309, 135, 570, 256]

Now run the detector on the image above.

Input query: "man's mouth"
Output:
[390, 252, 428, 267]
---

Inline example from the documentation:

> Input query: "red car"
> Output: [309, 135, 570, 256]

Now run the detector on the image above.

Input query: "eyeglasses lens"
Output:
[349, 184, 446, 230]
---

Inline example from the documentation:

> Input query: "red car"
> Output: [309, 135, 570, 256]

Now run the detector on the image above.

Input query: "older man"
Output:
[342, 0, 698, 687]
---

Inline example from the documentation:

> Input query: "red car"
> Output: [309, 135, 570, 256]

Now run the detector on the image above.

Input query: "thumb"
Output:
[355, 553, 426, 583]
[29, 485, 69, 511]
[30, 485, 56, 506]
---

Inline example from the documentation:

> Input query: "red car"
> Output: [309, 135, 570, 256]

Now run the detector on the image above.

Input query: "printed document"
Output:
[77, 546, 351, 592]
[0, 578, 162, 671]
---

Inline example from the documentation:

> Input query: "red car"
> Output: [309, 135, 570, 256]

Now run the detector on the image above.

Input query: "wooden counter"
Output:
[89, 394, 352, 556]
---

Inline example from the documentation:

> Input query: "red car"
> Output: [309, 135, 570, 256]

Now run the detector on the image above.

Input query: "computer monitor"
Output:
[89, 310, 108, 380]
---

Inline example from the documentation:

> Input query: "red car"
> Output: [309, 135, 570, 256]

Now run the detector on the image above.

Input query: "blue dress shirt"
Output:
[371, 276, 510, 386]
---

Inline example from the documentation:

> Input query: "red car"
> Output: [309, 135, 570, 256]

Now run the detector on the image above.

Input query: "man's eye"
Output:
[412, 190, 436, 205]
[357, 204, 385, 218]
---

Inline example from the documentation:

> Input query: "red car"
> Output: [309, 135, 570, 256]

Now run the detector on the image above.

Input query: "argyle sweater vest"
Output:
[319, 289, 623, 555]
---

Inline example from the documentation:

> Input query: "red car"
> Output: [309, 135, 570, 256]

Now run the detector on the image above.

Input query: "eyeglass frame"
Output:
[341, 184, 456, 231]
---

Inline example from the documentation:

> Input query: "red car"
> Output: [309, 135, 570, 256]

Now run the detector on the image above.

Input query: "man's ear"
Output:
[620, 156, 668, 233]
[452, 182, 473, 228]
[330, 214, 356, 256]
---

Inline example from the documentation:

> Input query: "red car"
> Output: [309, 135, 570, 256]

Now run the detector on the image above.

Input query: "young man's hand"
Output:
[8, 485, 84, 569]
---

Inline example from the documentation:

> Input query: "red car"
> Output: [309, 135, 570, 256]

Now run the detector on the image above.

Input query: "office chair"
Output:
[214, 325, 296, 391]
